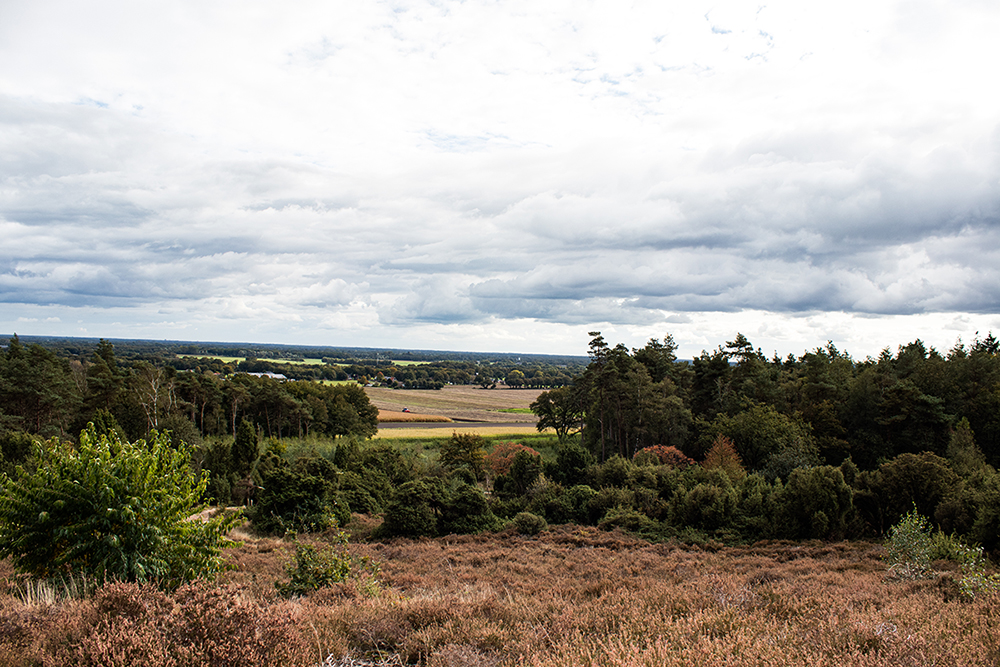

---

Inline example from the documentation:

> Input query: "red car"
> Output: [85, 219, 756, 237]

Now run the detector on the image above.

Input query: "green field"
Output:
[179, 355, 327, 365]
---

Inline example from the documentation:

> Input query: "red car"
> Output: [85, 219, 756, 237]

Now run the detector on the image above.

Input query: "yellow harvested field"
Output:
[378, 409, 452, 423]
[376, 424, 551, 439]
[365, 384, 544, 423]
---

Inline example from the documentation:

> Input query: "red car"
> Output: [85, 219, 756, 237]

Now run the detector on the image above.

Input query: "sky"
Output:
[2, 0, 999, 361]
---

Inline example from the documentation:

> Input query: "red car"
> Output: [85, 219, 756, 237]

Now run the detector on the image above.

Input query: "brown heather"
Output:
[2, 525, 998, 666]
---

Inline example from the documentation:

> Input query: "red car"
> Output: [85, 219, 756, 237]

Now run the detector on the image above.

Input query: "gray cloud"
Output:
[2, 0, 1000, 357]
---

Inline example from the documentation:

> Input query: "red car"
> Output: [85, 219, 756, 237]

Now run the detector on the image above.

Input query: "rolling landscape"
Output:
[1, 331, 1000, 665]
[4, 1, 1000, 664]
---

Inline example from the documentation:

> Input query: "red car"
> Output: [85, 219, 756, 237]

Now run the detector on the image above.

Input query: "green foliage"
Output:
[948, 418, 986, 476]
[874, 451, 960, 526]
[377, 479, 448, 538]
[884, 508, 934, 580]
[441, 483, 502, 534]
[439, 432, 487, 479]
[775, 466, 853, 539]
[954, 543, 1000, 601]
[0, 426, 240, 587]
[512, 511, 548, 535]
[669, 481, 737, 531]
[247, 453, 348, 535]
[275, 532, 380, 599]
[506, 449, 543, 495]
[709, 402, 816, 472]
[232, 418, 259, 477]
[596, 455, 633, 488]
[0, 430, 33, 478]
[530, 386, 585, 440]
[935, 464, 1000, 553]
[547, 440, 593, 486]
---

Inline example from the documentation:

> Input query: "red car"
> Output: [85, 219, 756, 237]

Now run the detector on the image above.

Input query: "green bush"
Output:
[439, 432, 487, 479]
[512, 511, 548, 535]
[376, 479, 447, 538]
[275, 532, 380, 598]
[0, 426, 240, 587]
[547, 441, 593, 486]
[0, 430, 33, 478]
[440, 483, 502, 535]
[884, 508, 934, 580]
[774, 466, 854, 539]
[669, 482, 736, 531]
[247, 453, 348, 535]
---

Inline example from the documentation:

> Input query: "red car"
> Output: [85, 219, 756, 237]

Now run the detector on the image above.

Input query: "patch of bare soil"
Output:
[365, 385, 544, 423]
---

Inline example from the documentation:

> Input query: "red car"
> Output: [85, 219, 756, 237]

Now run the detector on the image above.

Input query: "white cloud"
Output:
[1, 0, 999, 357]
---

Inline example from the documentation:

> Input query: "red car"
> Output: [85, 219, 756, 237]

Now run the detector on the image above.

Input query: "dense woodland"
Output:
[2, 332, 1000, 555]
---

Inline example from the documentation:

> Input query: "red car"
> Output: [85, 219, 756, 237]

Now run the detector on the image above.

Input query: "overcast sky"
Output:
[2, 0, 999, 360]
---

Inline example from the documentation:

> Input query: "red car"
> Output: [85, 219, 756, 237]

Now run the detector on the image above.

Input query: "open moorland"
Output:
[366, 385, 545, 424]
[2, 525, 996, 667]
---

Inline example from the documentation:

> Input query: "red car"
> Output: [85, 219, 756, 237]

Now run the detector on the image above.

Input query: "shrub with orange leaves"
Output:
[486, 441, 541, 477]
[633, 445, 694, 469]
[702, 434, 746, 482]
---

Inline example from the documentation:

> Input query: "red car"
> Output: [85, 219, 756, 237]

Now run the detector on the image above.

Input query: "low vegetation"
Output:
[1, 527, 997, 666]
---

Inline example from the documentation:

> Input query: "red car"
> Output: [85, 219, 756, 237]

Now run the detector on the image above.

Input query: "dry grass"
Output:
[3, 527, 996, 666]
[378, 410, 453, 423]
[365, 386, 544, 424]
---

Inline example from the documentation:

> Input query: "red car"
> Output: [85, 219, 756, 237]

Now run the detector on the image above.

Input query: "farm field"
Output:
[4, 527, 996, 666]
[376, 423, 551, 439]
[365, 385, 545, 424]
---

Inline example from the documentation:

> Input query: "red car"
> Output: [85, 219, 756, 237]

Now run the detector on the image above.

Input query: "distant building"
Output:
[246, 372, 287, 380]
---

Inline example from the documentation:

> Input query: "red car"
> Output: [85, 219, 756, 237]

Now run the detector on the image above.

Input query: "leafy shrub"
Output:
[547, 441, 593, 486]
[954, 543, 1000, 601]
[340, 469, 391, 514]
[246, 453, 349, 535]
[596, 456, 633, 488]
[587, 487, 637, 524]
[376, 479, 447, 538]
[701, 434, 746, 483]
[439, 433, 486, 479]
[276, 532, 380, 598]
[0, 426, 240, 587]
[508, 450, 543, 493]
[884, 508, 934, 580]
[512, 511, 548, 535]
[486, 441, 541, 477]
[633, 445, 694, 469]
[598, 506, 658, 535]
[0, 430, 34, 477]
[731, 473, 780, 540]
[440, 483, 502, 535]
[935, 465, 1000, 553]
[669, 482, 736, 531]
[875, 451, 960, 526]
[774, 466, 854, 539]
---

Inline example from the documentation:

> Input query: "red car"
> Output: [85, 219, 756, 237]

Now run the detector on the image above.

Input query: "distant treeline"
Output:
[0, 334, 587, 444]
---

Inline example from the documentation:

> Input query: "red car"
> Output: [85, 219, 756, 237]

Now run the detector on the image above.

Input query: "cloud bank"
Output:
[2, 0, 999, 358]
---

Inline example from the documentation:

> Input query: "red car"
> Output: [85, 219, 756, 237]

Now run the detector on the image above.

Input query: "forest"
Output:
[1, 330, 999, 551]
